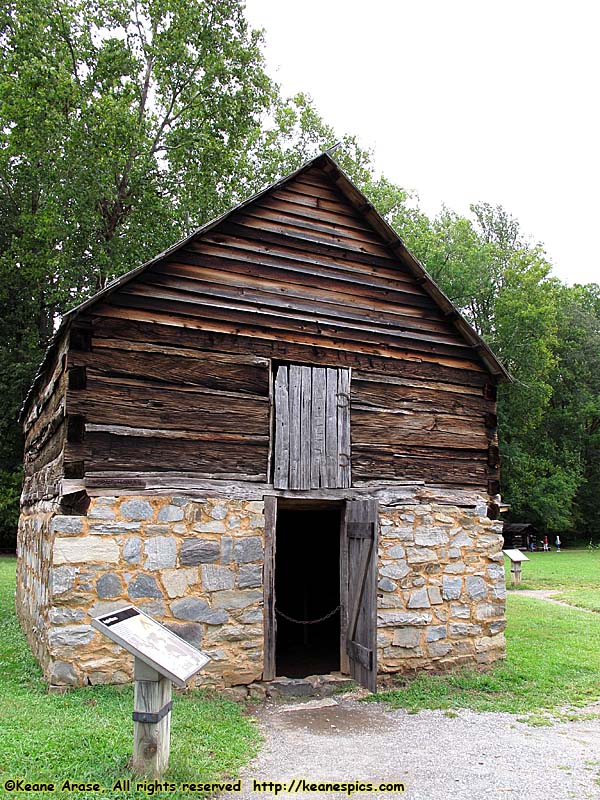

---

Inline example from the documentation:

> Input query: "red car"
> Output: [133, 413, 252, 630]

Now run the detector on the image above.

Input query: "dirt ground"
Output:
[220, 697, 600, 800]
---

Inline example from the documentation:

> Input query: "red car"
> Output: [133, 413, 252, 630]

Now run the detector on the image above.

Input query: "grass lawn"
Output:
[504, 548, 600, 591]
[505, 548, 600, 612]
[371, 595, 600, 717]
[0, 557, 259, 799]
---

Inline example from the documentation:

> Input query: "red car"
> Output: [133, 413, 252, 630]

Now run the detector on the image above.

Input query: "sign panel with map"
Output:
[92, 606, 210, 687]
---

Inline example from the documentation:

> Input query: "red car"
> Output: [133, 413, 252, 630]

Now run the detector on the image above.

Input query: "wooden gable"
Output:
[91, 165, 481, 370]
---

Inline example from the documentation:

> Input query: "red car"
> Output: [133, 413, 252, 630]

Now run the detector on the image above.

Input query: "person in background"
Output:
[555, 535, 561, 552]
[543, 535, 549, 551]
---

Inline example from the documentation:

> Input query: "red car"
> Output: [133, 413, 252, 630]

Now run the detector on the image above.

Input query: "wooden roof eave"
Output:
[317, 154, 511, 383]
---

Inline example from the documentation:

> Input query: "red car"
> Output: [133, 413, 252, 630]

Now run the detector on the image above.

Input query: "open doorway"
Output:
[275, 505, 341, 678]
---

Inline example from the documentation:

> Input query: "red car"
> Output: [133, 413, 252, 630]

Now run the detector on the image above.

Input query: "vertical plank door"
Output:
[273, 364, 350, 490]
[345, 498, 378, 692]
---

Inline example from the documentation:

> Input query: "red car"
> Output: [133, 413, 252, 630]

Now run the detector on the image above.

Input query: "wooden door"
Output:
[345, 498, 378, 692]
[273, 364, 350, 489]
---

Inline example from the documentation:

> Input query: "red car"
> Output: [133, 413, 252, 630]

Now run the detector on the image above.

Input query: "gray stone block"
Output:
[171, 597, 209, 621]
[442, 576, 462, 600]
[120, 498, 154, 520]
[407, 588, 430, 608]
[51, 566, 78, 596]
[238, 565, 262, 589]
[90, 522, 141, 535]
[428, 641, 452, 657]
[414, 527, 449, 546]
[51, 516, 84, 535]
[466, 576, 487, 600]
[234, 537, 263, 563]
[209, 505, 228, 520]
[377, 611, 430, 627]
[145, 524, 170, 535]
[202, 565, 235, 591]
[221, 536, 233, 564]
[380, 561, 410, 580]
[426, 625, 447, 642]
[239, 609, 263, 623]
[165, 622, 203, 648]
[180, 538, 220, 565]
[199, 608, 229, 625]
[450, 603, 471, 619]
[137, 600, 166, 617]
[144, 536, 177, 570]
[49, 660, 80, 685]
[171, 495, 196, 506]
[157, 505, 184, 522]
[123, 536, 141, 564]
[392, 627, 421, 648]
[128, 573, 162, 599]
[49, 607, 85, 624]
[193, 520, 226, 533]
[406, 547, 436, 563]
[96, 572, 122, 598]
[449, 622, 482, 638]
[48, 624, 95, 647]
[386, 545, 406, 559]
[490, 620, 507, 635]
[487, 564, 505, 581]
[428, 586, 443, 605]
[377, 577, 396, 593]
[88, 506, 116, 520]
[212, 589, 262, 609]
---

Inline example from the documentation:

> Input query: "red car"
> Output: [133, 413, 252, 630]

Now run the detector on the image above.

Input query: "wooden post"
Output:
[510, 562, 522, 586]
[132, 657, 172, 778]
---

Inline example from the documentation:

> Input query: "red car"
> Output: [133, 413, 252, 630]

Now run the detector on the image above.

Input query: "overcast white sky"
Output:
[244, 0, 599, 285]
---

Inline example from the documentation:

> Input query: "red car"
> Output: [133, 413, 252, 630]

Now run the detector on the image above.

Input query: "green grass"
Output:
[555, 589, 600, 612]
[504, 548, 600, 591]
[370, 594, 600, 716]
[0, 558, 259, 799]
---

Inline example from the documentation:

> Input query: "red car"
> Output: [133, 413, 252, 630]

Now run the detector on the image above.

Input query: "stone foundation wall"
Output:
[16, 498, 59, 673]
[19, 495, 265, 687]
[16, 491, 505, 689]
[377, 503, 506, 673]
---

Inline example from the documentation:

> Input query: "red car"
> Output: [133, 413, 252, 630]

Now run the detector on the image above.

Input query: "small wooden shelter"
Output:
[17, 153, 508, 692]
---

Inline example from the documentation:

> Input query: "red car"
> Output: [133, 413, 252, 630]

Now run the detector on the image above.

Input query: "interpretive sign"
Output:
[92, 605, 211, 777]
[502, 549, 529, 586]
[92, 605, 210, 687]
[502, 549, 530, 563]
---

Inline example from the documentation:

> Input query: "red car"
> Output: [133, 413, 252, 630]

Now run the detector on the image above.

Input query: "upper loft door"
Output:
[273, 365, 350, 489]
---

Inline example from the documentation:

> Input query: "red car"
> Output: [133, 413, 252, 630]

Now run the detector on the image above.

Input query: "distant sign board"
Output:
[92, 606, 210, 687]
[503, 549, 530, 563]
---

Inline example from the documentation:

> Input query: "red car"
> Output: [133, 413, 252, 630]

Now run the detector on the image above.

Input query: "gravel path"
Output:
[221, 698, 600, 800]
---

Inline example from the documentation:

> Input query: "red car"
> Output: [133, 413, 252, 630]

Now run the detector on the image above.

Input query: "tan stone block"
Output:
[53, 537, 119, 564]
[161, 567, 199, 598]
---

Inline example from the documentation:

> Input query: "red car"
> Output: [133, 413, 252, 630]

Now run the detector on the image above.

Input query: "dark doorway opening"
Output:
[275, 507, 341, 678]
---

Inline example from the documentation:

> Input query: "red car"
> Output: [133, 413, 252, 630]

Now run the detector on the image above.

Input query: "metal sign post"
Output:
[502, 549, 530, 586]
[92, 606, 210, 778]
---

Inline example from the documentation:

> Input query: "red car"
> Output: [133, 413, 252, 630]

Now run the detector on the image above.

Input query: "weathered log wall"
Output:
[21, 337, 69, 506]
[52, 164, 497, 492]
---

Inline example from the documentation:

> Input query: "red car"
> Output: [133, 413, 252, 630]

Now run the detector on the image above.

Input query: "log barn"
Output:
[16, 153, 508, 692]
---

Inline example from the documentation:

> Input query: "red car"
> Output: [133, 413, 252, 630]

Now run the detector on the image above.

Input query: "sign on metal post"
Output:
[92, 606, 210, 777]
[502, 549, 530, 586]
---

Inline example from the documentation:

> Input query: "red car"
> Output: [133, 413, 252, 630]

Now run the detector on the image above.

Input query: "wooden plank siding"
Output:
[61, 165, 498, 491]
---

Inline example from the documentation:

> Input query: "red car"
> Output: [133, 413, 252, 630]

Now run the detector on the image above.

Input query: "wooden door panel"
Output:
[345, 498, 378, 692]
[273, 364, 350, 489]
